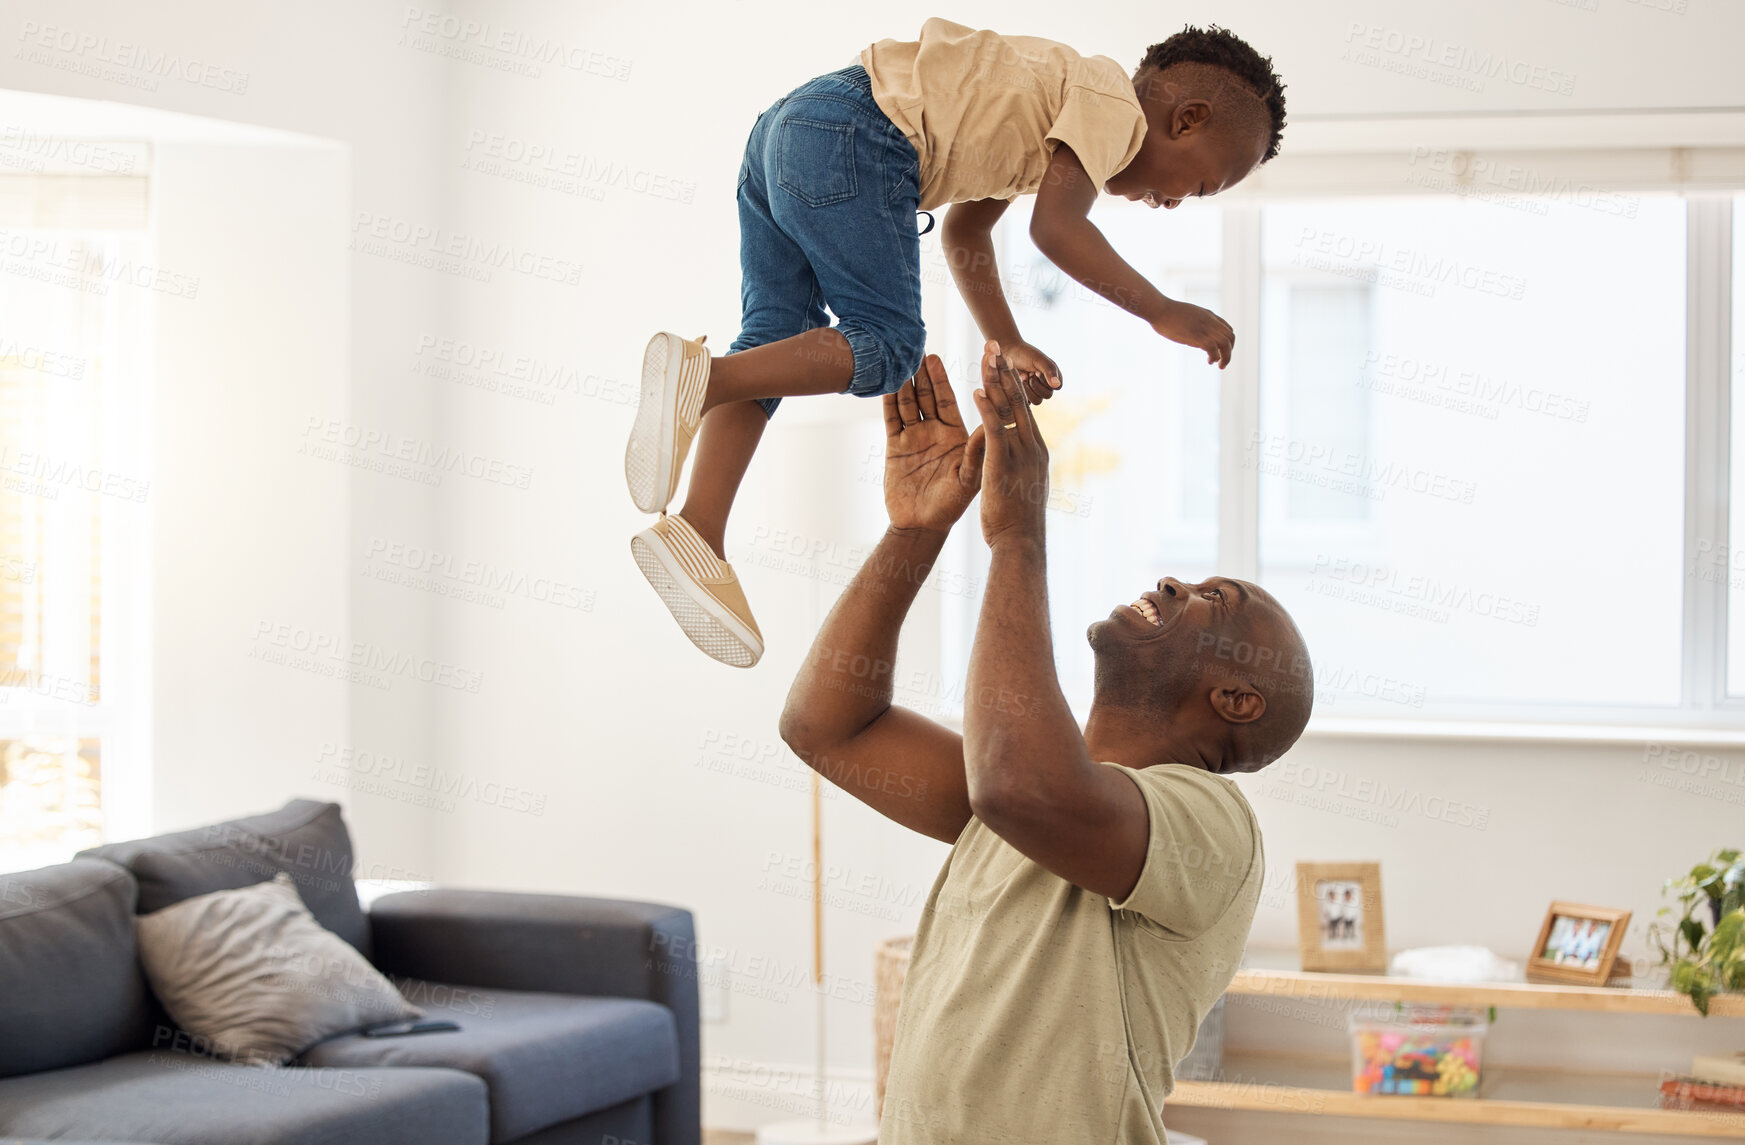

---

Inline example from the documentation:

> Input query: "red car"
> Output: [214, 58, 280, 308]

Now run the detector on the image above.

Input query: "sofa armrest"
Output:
[369, 889, 699, 1145]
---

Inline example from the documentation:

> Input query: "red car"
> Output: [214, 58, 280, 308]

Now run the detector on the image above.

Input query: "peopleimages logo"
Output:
[15, 21, 251, 94]
[397, 8, 631, 80]
[349, 212, 582, 287]
[1358, 351, 1590, 424]
[1342, 22, 1576, 96]
[316, 742, 546, 815]
[364, 538, 593, 611]
[300, 417, 533, 490]
[249, 620, 484, 694]
[1292, 227, 1527, 301]
[1309, 554, 1542, 628]
[0, 128, 137, 175]
[1246, 431, 1479, 505]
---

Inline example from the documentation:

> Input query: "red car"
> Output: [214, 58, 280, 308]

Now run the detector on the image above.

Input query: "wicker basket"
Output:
[873, 934, 914, 1119]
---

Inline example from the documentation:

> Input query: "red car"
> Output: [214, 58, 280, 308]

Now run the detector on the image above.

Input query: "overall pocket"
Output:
[776, 116, 858, 207]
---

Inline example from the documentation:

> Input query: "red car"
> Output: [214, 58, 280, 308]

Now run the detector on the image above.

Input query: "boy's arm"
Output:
[942, 198, 1019, 345]
[1031, 143, 1235, 368]
[778, 359, 985, 844]
[942, 199, 1060, 401]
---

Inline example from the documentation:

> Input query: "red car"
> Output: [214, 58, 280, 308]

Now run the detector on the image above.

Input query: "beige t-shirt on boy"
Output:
[861, 18, 1149, 211]
[879, 763, 1263, 1145]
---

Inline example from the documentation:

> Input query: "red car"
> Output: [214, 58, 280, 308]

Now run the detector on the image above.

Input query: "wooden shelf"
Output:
[1226, 958, 1745, 1019]
[1171, 1053, 1745, 1138]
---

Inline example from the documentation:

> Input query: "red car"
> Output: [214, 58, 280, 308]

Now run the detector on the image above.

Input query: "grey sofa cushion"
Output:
[81, 800, 370, 954]
[299, 980, 680, 1144]
[0, 1050, 488, 1145]
[136, 874, 420, 1064]
[0, 859, 152, 1078]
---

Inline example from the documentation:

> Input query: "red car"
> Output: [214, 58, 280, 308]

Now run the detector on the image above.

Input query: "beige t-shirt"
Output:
[860, 18, 1148, 212]
[880, 762, 1263, 1145]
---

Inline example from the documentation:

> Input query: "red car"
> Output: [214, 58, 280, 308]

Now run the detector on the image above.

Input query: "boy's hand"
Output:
[1151, 300, 1235, 369]
[883, 355, 987, 537]
[1002, 339, 1062, 404]
[971, 342, 1050, 548]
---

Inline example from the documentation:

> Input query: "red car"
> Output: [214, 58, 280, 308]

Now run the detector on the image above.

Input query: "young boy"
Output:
[627, 19, 1287, 666]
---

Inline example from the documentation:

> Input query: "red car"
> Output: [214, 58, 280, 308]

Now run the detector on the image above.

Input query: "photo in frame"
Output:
[1296, 861, 1387, 973]
[1526, 901, 1631, 986]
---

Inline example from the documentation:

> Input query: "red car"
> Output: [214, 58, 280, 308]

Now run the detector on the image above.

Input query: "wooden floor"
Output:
[704, 1132, 756, 1145]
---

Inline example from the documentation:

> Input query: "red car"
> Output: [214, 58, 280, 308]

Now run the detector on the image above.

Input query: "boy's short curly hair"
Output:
[1137, 25, 1287, 163]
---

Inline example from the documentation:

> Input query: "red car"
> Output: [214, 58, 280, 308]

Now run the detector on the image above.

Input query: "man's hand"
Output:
[884, 355, 987, 536]
[1152, 299, 1235, 369]
[1001, 339, 1062, 404]
[970, 341, 1050, 548]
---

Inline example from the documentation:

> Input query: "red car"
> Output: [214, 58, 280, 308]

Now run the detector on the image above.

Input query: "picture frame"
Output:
[1526, 901, 1631, 986]
[1296, 861, 1387, 973]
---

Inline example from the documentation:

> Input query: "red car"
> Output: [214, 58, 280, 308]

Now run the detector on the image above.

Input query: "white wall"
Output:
[147, 139, 351, 832]
[4, 0, 1744, 1137]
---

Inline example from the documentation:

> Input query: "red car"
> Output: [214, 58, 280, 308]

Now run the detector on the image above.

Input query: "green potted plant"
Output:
[1651, 848, 1745, 1015]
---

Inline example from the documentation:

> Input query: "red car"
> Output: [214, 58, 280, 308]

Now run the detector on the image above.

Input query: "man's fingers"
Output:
[963, 425, 987, 491]
[985, 361, 1017, 428]
[980, 339, 1002, 395]
[931, 362, 964, 428]
[971, 386, 1001, 440]
[990, 360, 1041, 449]
[1005, 365, 1043, 446]
[895, 377, 921, 426]
[914, 355, 941, 420]
[882, 390, 904, 438]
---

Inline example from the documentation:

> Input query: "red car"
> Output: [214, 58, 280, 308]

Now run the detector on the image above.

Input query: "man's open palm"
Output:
[883, 355, 987, 536]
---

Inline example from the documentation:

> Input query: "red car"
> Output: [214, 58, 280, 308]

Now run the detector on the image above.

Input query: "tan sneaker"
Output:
[625, 332, 710, 513]
[631, 513, 763, 667]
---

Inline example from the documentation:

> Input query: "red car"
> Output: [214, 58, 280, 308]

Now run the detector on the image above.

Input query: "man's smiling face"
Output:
[1086, 575, 1313, 772]
[1100, 576, 1247, 641]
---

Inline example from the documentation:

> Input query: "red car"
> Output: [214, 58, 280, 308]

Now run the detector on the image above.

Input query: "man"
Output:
[779, 344, 1315, 1143]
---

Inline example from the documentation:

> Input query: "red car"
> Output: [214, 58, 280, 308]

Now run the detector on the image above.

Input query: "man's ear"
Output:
[1210, 680, 1266, 725]
[1172, 99, 1214, 138]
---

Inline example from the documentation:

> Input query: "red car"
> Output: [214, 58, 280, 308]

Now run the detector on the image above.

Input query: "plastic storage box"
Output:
[1349, 1005, 1487, 1097]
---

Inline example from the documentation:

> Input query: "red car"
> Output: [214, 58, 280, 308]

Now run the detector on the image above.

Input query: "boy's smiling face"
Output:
[1106, 84, 1271, 210]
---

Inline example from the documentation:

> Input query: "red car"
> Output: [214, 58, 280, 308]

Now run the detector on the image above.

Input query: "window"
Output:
[941, 169, 1739, 727]
[0, 228, 147, 871]
[1259, 197, 1688, 712]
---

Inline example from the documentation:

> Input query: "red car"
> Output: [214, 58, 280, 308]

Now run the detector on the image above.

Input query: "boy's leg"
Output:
[702, 329, 853, 413]
[761, 70, 928, 408]
[677, 399, 768, 559]
[703, 66, 928, 415]
[671, 97, 844, 553]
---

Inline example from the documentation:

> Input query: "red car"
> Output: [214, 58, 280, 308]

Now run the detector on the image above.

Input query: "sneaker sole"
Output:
[631, 530, 762, 668]
[626, 332, 681, 513]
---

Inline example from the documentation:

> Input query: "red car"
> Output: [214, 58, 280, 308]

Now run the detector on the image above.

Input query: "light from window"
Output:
[0, 231, 126, 871]
[1257, 196, 1687, 712]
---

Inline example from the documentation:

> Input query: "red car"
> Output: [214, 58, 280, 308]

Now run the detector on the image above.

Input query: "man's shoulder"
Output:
[1120, 761, 1256, 812]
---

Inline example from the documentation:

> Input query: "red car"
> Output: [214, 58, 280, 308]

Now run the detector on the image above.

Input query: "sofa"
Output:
[0, 799, 699, 1145]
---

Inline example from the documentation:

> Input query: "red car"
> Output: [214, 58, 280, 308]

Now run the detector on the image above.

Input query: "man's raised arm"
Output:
[961, 347, 1151, 899]
[778, 357, 987, 844]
